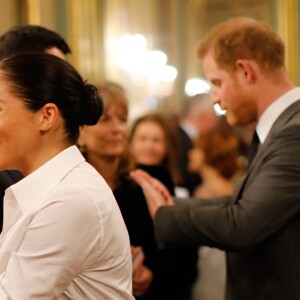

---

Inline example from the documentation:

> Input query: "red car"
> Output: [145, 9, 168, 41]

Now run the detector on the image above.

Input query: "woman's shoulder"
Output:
[135, 164, 175, 195]
[113, 174, 145, 203]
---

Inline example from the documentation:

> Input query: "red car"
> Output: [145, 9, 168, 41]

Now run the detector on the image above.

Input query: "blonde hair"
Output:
[97, 81, 128, 115]
[84, 81, 134, 178]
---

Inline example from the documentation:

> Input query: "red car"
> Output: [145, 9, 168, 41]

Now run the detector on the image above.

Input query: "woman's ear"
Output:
[39, 103, 59, 132]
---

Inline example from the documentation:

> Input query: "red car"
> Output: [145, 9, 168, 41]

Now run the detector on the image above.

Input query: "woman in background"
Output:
[0, 54, 133, 299]
[189, 124, 240, 198]
[189, 124, 241, 300]
[129, 113, 180, 191]
[80, 85, 198, 300]
[129, 112, 199, 299]
[79, 82, 153, 298]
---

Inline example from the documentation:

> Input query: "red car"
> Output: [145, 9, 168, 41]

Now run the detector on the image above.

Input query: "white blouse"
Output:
[0, 146, 134, 299]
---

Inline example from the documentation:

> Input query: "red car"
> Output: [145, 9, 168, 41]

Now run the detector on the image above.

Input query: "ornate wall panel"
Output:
[0, 0, 299, 115]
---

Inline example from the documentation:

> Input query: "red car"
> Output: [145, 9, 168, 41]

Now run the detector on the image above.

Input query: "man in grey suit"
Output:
[131, 17, 300, 300]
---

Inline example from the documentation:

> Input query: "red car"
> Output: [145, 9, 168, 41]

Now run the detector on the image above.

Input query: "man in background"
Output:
[176, 93, 218, 196]
[0, 24, 71, 232]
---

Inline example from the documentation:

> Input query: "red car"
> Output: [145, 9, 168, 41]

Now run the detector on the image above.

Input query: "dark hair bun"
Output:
[82, 83, 104, 125]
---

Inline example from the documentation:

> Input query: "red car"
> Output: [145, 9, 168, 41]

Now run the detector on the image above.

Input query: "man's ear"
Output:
[236, 59, 257, 84]
[39, 103, 59, 132]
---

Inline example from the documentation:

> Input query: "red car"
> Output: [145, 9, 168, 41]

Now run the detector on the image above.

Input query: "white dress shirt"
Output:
[256, 87, 300, 143]
[0, 146, 134, 300]
[180, 121, 199, 140]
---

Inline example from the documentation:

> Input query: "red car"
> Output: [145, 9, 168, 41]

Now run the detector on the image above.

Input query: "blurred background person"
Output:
[79, 83, 198, 300]
[78, 82, 153, 298]
[78, 82, 132, 191]
[129, 112, 199, 299]
[189, 121, 241, 199]
[0, 24, 71, 233]
[188, 122, 242, 300]
[174, 94, 219, 196]
[129, 113, 180, 191]
[0, 24, 71, 60]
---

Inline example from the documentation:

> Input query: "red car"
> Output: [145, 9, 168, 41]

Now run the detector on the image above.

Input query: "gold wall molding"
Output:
[26, 0, 41, 24]
[66, 0, 104, 82]
[277, 0, 299, 84]
[3, 0, 299, 114]
[0, 0, 20, 33]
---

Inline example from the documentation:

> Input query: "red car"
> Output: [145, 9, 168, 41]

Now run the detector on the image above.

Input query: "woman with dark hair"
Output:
[0, 53, 134, 299]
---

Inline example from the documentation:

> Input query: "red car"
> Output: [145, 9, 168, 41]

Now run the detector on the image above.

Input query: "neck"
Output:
[200, 166, 224, 183]
[200, 165, 233, 192]
[21, 142, 70, 176]
[196, 165, 234, 198]
[87, 153, 120, 189]
[257, 68, 295, 118]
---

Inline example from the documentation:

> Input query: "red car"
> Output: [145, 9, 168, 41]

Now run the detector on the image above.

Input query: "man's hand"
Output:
[131, 246, 153, 297]
[130, 169, 174, 218]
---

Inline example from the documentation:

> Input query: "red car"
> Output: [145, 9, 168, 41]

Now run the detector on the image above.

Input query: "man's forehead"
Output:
[45, 47, 65, 60]
[202, 53, 235, 79]
[202, 54, 219, 76]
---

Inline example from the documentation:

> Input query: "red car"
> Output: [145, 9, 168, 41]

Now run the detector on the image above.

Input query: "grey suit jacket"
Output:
[154, 100, 300, 300]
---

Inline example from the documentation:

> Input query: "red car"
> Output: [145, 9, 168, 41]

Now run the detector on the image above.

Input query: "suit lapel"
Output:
[232, 99, 300, 203]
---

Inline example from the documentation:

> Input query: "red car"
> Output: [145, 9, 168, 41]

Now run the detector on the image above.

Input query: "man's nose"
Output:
[210, 89, 220, 105]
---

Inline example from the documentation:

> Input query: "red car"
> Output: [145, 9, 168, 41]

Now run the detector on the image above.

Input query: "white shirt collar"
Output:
[256, 87, 300, 143]
[180, 121, 199, 139]
[10, 145, 85, 214]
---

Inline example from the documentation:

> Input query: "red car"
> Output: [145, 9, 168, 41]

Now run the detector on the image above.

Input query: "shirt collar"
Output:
[180, 121, 199, 139]
[10, 145, 85, 214]
[256, 87, 300, 143]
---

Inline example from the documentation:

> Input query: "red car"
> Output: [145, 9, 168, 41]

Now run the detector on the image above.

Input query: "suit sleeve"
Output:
[154, 124, 300, 251]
